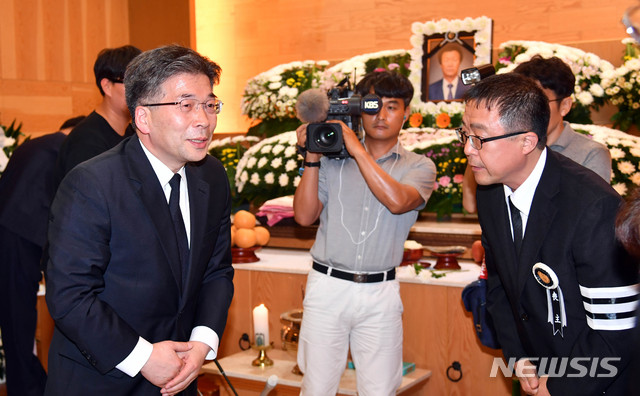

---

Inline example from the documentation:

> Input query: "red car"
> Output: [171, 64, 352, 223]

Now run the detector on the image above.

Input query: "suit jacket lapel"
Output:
[182, 165, 210, 300]
[517, 151, 560, 294]
[125, 136, 183, 290]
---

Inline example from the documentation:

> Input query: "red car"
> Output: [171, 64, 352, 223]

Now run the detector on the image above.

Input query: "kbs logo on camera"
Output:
[490, 357, 621, 378]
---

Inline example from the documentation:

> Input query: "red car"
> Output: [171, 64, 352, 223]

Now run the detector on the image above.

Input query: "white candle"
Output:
[253, 303, 269, 346]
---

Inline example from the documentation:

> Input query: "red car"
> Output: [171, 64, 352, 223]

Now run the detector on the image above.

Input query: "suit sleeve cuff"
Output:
[115, 336, 153, 377]
[190, 326, 219, 360]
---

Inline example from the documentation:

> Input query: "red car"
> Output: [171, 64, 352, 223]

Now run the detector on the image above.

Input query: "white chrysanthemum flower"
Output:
[609, 147, 626, 159]
[246, 157, 258, 169]
[270, 157, 282, 169]
[294, 175, 301, 187]
[260, 145, 272, 154]
[612, 183, 628, 196]
[575, 91, 594, 105]
[250, 173, 261, 185]
[589, 84, 604, 97]
[257, 157, 268, 168]
[285, 159, 298, 172]
[278, 173, 289, 187]
[284, 146, 297, 158]
[272, 144, 285, 156]
[631, 172, 640, 186]
[618, 161, 636, 175]
[264, 172, 275, 184]
[630, 147, 640, 157]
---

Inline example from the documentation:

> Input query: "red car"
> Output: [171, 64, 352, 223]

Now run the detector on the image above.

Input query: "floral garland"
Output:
[496, 40, 613, 124]
[399, 128, 466, 217]
[322, 49, 412, 90]
[208, 135, 261, 209]
[241, 60, 330, 137]
[601, 39, 640, 131]
[571, 123, 640, 196]
[407, 16, 493, 105]
[234, 131, 301, 207]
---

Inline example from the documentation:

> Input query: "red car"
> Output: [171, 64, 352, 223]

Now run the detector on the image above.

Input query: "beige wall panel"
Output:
[0, 0, 130, 136]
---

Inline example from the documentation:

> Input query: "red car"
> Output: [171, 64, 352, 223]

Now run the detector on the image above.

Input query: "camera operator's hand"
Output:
[295, 123, 322, 162]
[326, 120, 366, 158]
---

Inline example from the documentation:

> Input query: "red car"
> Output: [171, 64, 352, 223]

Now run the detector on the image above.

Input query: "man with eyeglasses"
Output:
[44, 45, 234, 396]
[462, 56, 611, 213]
[461, 73, 637, 395]
[53, 45, 141, 189]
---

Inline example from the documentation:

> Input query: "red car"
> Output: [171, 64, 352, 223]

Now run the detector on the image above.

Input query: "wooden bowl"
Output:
[401, 248, 424, 266]
[231, 246, 260, 263]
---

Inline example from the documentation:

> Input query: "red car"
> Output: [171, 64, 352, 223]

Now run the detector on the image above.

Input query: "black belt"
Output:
[312, 262, 395, 283]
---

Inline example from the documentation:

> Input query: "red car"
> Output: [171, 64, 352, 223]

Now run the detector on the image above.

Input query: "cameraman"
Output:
[293, 70, 436, 395]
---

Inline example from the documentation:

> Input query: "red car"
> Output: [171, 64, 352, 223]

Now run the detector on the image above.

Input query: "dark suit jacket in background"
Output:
[44, 135, 234, 395]
[0, 132, 65, 396]
[478, 150, 638, 395]
[428, 78, 470, 101]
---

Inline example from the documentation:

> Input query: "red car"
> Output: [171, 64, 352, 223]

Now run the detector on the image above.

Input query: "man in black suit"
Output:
[44, 45, 234, 396]
[458, 73, 638, 395]
[53, 45, 140, 189]
[0, 116, 84, 396]
[428, 43, 470, 101]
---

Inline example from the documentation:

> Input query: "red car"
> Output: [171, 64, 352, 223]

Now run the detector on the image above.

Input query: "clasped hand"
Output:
[140, 340, 211, 396]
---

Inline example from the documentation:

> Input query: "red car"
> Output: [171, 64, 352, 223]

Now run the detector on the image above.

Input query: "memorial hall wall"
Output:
[0, 0, 634, 137]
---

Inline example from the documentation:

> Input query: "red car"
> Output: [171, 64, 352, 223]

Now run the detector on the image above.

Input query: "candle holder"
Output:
[251, 342, 274, 367]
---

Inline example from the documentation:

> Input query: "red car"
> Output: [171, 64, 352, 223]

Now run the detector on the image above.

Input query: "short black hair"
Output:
[124, 45, 222, 129]
[513, 55, 575, 100]
[463, 73, 550, 149]
[94, 45, 142, 96]
[355, 70, 413, 108]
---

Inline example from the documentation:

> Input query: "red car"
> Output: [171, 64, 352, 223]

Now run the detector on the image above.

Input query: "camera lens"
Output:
[314, 125, 339, 148]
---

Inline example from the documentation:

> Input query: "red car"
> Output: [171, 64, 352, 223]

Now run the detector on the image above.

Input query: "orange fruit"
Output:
[234, 210, 256, 229]
[231, 227, 236, 247]
[235, 228, 257, 248]
[254, 226, 270, 246]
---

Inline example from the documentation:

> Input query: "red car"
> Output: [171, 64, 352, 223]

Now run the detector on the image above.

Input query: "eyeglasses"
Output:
[455, 127, 528, 150]
[142, 98, 223, 115]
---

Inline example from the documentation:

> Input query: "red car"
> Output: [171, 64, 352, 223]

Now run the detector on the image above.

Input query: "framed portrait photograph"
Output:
[408, 17, 493, 104]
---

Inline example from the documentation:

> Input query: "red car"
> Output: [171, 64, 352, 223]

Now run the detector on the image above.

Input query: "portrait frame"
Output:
[408, 17, 493, 104]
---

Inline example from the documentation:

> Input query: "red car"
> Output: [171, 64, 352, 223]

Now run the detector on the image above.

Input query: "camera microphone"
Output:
[296, 88, 330, 123]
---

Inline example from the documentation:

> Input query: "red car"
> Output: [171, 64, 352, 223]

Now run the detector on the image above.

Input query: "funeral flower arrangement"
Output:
[571, 123, 640, 197]
[234, 131, 301, 207]
[601, 39, 640, 132]
[496, 41, 613, 124]
[208, 135, 261, 208]
[241, 60, 329, 137]
[323, 49, 411, 89]
[400, 128, 466, 218]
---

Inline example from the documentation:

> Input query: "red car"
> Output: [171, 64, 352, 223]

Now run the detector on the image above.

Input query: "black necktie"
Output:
[447, 83, 454, 100]
[509, 196, 523, 255]
[169, 174, 189, 280]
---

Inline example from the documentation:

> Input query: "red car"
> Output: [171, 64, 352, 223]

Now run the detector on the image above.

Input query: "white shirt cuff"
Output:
[190, 326, 219, 360]
[116, 337, 153, 377]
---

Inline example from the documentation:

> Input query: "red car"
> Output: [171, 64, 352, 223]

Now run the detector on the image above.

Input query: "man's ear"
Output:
[100, 78, 112, 97]
[135, 106, 151, 135]
[521, 132, 540, 155]
[559, 96, 573, 117]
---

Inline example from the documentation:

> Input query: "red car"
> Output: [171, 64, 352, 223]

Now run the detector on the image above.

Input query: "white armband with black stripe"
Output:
[580, 284, 639, 331]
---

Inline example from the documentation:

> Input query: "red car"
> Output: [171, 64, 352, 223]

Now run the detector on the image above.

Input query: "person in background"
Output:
[614, 187, 640, 396]
[462, 55, 611, 213]
[461, 73, 637, 395]
[0, 115, 85, 396]
[293, 70, 436, 395]
[44, 45, 233, 395]
[428, 42, 470, 101]
[53, 45, 141, 189]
